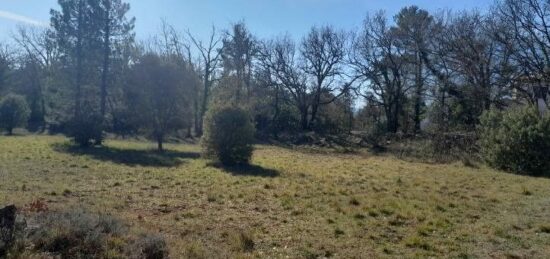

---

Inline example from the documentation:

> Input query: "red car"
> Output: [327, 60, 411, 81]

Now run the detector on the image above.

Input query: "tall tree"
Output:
[13, 27, 59, 131]
[187, 27, 222, 135]
[127, 53, 190, 151]
[155, 21, 199, 137]
[13, 56, 46, 131]
[350, 12, 409, 133]
[301, 25, 348, 129]
[496, 0, 550, 111]
[435, 12, 512, 127]
[51, 0, 103, 118]
[0, 44, 13, 95]
[259, 35, 310, 130]
[99, 0, 135, 119]
[394, 6, 434, 133]
[221, 22, 258, 104]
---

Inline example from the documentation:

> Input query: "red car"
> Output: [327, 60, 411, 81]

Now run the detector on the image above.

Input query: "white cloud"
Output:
[0, 10, 48, 27]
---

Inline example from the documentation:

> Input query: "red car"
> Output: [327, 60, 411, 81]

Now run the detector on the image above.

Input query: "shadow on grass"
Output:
[210, 163, 280, 178]
[52, 143, 200, 167]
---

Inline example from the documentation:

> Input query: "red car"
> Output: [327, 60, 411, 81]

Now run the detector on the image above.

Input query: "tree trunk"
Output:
[348, 104, 353, 134]
[157, 135, 163, 152]
[388, 93, 401, 134]
[413, 51, 423, 134]
[39, 83, 46, 133]
[272, 85, 281, 139]
[198, 64, 211, 136]
[187, 126, 192, 138]
[74, 0, 84, 118]
[31, 62, 47, 132]
[309, 83, 322, 128]
[300, 106, 309, 130]
[193, 87, 200, 136]
[101, 0, 111, 119]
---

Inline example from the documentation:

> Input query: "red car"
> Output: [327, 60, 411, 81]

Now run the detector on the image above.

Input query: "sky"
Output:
[0, 0, 493, 44]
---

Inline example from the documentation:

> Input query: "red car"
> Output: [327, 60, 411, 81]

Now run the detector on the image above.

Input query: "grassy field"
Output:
[1, 135, 550, 258]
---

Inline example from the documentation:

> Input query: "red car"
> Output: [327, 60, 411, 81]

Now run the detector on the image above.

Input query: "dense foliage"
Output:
[67, 110, 104, 147]
[0, 94, 30, 135]
[202, 105, 255, 166]
[0, 0, 548, 172]
[125, 53, 194, 151]
[480, 107, 550, 176]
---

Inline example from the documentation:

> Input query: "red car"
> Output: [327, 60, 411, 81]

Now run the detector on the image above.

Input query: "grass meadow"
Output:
[1, 135, 550, 258]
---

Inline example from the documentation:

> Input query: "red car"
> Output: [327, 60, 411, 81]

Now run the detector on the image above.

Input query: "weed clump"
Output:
[229, 230, 255, 252]
[129, 234, 169, 259]
[7, 209, 168, 259]
[26, 210, 126, 258]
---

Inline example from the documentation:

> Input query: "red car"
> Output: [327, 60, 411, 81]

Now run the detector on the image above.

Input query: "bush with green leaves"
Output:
[479, 107, 550, 176]
[0, 94, 30, 135]
[202, 105, 255, 166]
[67, 111, 104, 147]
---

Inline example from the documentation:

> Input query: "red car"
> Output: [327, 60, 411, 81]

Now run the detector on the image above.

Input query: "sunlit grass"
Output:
[1, 135, 549, 258]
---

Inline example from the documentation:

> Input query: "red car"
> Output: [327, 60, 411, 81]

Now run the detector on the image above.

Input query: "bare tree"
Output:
[187, 26, 222, 135]
[496, 0, 550, 109]
[350, 12, 409, 133]
[0, 44, 13, 95]
[13, 26, 60, 131]
[259, 35, 310, 130]
[259, 28, 355, 131]
[428, 12, 514, 128]
[301, 25, 348, 129]
[417, 11, 514, 129]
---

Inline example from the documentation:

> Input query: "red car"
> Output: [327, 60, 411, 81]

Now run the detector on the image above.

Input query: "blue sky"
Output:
[0, 0, 493, 43]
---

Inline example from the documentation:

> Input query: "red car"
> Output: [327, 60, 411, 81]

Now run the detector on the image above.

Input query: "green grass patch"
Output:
[1, 135, 550, 257]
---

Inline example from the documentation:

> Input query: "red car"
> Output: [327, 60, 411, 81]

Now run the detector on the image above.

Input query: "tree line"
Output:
[0, 0, 549, 149]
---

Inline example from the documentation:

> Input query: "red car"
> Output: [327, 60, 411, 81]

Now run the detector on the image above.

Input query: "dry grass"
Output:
[1, 135, 550, 258]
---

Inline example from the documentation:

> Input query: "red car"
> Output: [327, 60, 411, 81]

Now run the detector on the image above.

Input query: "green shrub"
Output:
[0, 94, 30, 135]
[202, 105, 255, 166]
[479, 107, 550, 176]
[67, 111, 104, 147]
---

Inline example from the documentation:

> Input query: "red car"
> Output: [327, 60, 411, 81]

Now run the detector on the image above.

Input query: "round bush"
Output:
[68, 111, 104, 147]
[479, 107, 550, 176]
[0, 94, 30, 135]
[202, 105, 255, 166]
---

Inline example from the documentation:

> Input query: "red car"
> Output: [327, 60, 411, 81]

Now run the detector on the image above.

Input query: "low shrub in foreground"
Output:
[27, 209, 126, 258]
[6, 209, 168, 259]
[202, 105, 255, 166]
[479, 107, 550, 176]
